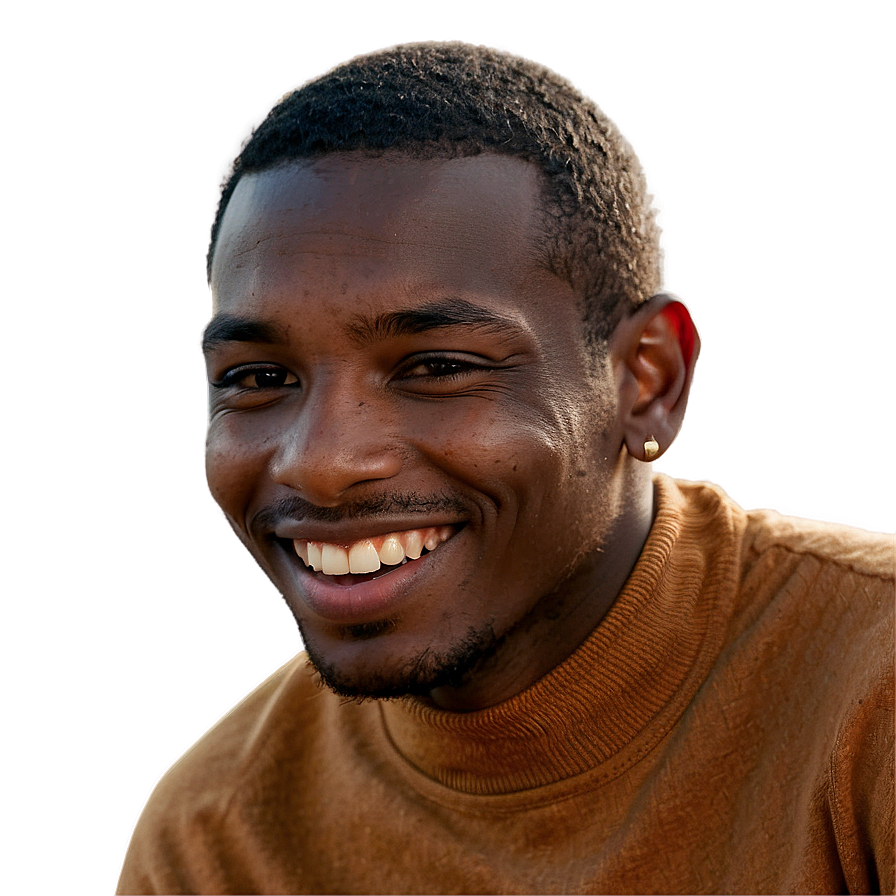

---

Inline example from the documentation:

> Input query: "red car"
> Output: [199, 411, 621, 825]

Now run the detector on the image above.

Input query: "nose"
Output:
[269, 381, 403, 506]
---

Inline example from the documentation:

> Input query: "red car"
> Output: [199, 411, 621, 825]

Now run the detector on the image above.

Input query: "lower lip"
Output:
[290, 550, 438, 624]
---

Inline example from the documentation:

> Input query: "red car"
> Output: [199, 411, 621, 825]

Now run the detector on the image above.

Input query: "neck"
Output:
[428, 463, 655, 711]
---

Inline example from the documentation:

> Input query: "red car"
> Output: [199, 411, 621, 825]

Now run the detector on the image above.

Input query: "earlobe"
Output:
[611, 294, 700, 462]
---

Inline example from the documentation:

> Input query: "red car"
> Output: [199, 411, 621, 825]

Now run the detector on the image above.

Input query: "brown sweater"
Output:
[118, 477, 895, 894]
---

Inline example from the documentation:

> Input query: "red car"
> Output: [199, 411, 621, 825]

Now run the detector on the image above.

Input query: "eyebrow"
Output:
[201, 299, 525, 354]
[348, 299, 524, 344]
[201, 314, 287, 354]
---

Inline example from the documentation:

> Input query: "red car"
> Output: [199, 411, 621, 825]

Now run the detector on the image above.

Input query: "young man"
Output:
[118, 43, 894, 894]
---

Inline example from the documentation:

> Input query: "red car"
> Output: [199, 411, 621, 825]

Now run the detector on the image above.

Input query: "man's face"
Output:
[205, 153, 633, 709]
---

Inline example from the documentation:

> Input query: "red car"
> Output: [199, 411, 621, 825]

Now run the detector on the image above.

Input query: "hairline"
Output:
[207, 148, 613, 354]
[205, 44, 661, 348]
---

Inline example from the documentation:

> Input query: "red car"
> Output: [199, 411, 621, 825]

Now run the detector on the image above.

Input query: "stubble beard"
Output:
[295, 615, 502, 701]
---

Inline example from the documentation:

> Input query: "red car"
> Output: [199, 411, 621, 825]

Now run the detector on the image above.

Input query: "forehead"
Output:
[211, 152, 554, 305]
[207, 154, 595, 369]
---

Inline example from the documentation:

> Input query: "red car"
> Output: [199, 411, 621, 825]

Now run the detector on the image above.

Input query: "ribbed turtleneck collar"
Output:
[378, 476, 745, 795]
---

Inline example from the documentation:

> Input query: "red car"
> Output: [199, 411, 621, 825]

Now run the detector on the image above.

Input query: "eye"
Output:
[213, 365, 299, 389]
[392, 353, 502, 398]
[398, 356, 481, 380]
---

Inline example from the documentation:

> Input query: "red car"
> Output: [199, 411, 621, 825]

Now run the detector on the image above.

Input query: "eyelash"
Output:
[210, 355, 487, 392]
[398, 355, 484, 380]
[212, 365, 298, 390]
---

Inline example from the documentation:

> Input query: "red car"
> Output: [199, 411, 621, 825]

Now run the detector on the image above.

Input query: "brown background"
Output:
[3, 2, 891, 892]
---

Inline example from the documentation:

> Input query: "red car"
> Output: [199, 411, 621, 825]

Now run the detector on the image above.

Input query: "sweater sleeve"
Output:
[115, 767, 236, 895]
[116, 656, 314, 895]
[116, 797, 195, 895]
[829, 647, 895, 894]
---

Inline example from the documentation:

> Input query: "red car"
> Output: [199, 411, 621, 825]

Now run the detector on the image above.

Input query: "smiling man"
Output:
[118, 44, 894, 895]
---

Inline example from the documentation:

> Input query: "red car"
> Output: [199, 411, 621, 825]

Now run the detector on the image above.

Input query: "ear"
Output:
[610, 293, 700, 462]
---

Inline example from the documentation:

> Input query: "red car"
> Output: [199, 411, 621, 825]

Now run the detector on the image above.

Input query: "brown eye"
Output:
[400, 356, 479, 379]
[215, 366, 299, 389]
[250, 369, 296, 388]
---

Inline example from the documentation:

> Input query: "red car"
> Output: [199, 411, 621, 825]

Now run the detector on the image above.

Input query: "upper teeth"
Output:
[293, 526, 454, 575]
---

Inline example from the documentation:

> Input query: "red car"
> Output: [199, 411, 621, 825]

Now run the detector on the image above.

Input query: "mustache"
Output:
[253, 491, 469, 530]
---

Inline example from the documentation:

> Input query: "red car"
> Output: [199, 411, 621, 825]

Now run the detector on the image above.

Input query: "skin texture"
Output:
[204, 152, 698, 712]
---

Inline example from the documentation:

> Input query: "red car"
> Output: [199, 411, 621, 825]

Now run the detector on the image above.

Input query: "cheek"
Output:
[412, 401, 580, 523]
[205, 417, 271, 519]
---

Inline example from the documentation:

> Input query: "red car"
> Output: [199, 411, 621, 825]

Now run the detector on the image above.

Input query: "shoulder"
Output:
[117, 653, 337, 893]
[166, 652, 326, 783]
[726, 498, 894, 653]
[668, 478, 893, 732]
[737, 507, 893, 653]
[666, 475, 894, 617]
[744, 507, 894, 583]
[736, 503, 894, 884]
[676, 484, 895, 890]
[668, 476, 893, 583]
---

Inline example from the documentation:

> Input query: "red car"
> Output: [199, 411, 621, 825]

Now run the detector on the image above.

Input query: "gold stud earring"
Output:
[644, 436, 660, 461]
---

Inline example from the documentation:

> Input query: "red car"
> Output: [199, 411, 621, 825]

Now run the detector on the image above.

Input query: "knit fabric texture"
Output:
[117, 477, 895, 894]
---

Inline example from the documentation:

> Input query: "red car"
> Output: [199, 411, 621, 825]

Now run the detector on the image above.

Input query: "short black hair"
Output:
[207, 42, 661, 343]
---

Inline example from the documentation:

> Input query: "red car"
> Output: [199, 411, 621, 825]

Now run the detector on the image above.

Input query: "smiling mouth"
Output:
[292, 526, 457, 579]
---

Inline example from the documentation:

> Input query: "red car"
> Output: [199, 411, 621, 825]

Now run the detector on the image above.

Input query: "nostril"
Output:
[272, 464, 403, 506]
[266, 385, 405, 506]
[270, 438, 403, 504]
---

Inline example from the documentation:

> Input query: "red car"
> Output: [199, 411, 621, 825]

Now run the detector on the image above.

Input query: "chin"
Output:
[298, 617, 500, 701]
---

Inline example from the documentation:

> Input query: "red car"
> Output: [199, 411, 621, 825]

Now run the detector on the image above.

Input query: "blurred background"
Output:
[2, 1, 892, 891]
